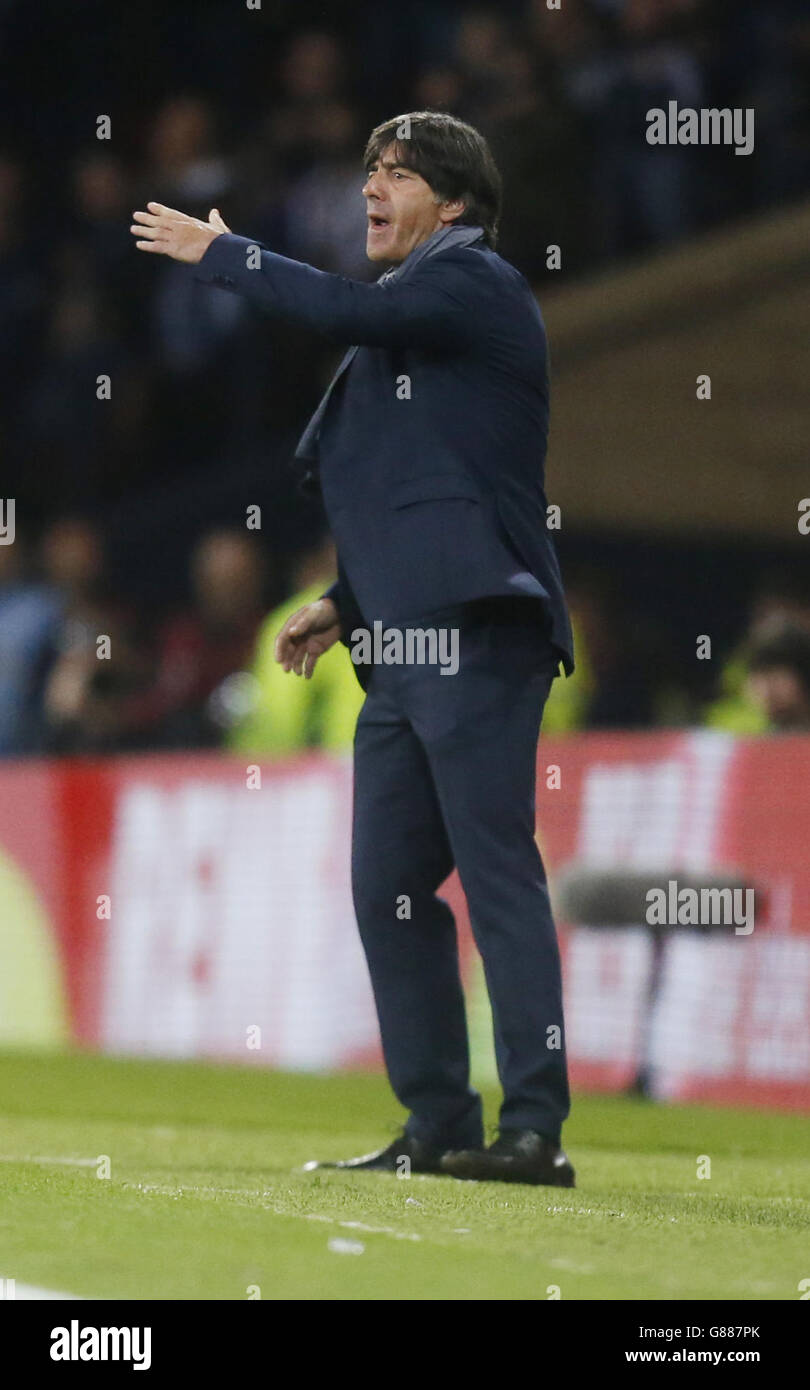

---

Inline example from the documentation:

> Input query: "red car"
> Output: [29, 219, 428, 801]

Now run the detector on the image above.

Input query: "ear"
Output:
[438, 197, 466, 226]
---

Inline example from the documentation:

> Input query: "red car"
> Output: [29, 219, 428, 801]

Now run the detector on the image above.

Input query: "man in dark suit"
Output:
[132, 111, 575, 1187]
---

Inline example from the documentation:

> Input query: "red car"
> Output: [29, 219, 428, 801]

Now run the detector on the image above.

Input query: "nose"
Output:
[363, 168, 382, 200]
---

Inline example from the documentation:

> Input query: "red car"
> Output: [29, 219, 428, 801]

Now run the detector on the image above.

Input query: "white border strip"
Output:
[1, 1277, 83, 1300]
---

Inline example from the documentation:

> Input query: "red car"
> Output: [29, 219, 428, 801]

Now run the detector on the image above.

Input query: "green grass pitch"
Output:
[0, 1050, 808, 1300]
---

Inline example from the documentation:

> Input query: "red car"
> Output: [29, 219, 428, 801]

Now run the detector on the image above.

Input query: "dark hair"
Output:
[747, 621, 810, 692]
[752, 566, 810, 608]
[363, 111, 502, 249]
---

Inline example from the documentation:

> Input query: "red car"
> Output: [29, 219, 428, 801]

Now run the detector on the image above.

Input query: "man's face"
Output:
[746, 667, 810, 730]
[363, 143, 463, 263]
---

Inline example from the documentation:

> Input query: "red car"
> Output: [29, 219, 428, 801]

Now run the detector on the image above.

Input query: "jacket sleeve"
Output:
[320, 580, 341, 612]
[319, 563, 367, 649]
[195, 234, 480, 350]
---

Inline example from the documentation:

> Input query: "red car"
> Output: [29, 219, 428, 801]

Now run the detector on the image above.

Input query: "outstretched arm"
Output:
[131, 204, 478, 350]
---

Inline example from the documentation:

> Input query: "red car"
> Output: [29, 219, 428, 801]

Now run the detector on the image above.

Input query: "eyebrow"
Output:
[366, 157, 413, 173]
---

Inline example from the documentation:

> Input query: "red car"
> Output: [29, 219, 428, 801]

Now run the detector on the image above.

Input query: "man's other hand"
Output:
[131, 204, 231, 263]
[274, 598, 342, 679]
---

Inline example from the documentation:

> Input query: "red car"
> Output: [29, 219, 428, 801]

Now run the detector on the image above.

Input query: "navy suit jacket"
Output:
[196, 231, 575, 682]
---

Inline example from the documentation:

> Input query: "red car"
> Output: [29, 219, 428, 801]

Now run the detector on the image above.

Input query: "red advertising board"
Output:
[1, 732, 808, 1110]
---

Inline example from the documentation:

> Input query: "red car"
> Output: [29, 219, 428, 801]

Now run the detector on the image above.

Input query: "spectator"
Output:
[704, 573, 810, 733]
[0, 535, 62, 756]
[745, 623, 810, 731]
[38, 517, 145, 754]
[0, 157, 45, 473]
[282, 105, 375, 279]
[123, 528, 266, 748]
[20, 279, 135, 507]
[264, 31, 348, 178]
[225, 536, 364, 757]
[146, 96, 232, 207]
[571, 0, 703, 258]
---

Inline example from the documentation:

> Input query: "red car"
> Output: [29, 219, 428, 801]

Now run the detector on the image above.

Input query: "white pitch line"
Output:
[0, 1155, 99, 1168]
[0, 1276, 83, 1300]
[304, 1213, 421, 1241]
[125, 1181, 424, 1242]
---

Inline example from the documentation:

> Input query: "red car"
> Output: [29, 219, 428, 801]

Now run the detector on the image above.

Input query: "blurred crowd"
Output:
[3, 515, 810, 761]
[1, 0, 809, 755]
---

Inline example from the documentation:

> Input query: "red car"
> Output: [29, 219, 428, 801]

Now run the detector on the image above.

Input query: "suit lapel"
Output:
[294, 344, 358, 466]
[293, 228, 484, 475]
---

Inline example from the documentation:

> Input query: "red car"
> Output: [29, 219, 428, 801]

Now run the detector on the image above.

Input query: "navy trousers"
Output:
[350, 596, 570, 1148]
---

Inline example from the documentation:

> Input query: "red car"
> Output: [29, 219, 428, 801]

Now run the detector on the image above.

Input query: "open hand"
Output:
[130, 203, 231, 263]
[274, 598, 342, 679]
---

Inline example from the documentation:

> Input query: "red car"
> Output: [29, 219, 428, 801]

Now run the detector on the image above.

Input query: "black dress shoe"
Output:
[302, 1132, 452, 1175]
[441, 1129, 576, 1187]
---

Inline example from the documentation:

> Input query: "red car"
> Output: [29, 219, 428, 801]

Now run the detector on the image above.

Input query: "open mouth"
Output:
[368, 214, 390, 230]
